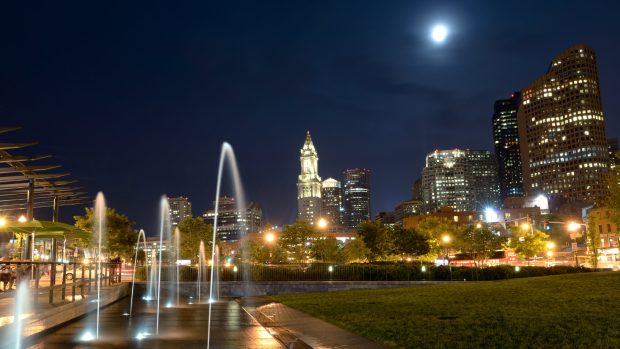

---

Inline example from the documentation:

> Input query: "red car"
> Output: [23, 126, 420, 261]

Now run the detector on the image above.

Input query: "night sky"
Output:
[1, 1, 619, 234]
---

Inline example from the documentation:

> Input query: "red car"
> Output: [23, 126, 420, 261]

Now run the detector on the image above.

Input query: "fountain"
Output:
[174, 227, 181, 305]
[12, 280, 28, 349]
[146, 248, 158, 301]
[129, 229, 147, 317]
[155, 196, 171, 335]
[197, 240, 206, 303]
[207, 142, 247, 349]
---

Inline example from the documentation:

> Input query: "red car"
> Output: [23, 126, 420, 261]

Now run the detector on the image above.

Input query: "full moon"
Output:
[431, 25, 448, 43]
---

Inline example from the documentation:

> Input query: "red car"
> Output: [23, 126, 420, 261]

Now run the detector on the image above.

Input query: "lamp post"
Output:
[264, 232, 275, 262]
[567, 222, 586, 267]
[441, 234, 452, 281]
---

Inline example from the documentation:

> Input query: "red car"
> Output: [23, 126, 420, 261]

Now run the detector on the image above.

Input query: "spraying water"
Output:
[146, 248, 158, 301]
[129, 229, 147, 317]
[174, 227, 181, 305]
[207, 142, 247, 349]
[198, 240, 206, 303]
[155, 196, 171, 335]
[12, 280, 28, 349]
[94, 192, 106, 339]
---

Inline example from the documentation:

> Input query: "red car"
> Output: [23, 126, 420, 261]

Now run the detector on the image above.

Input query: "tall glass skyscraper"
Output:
[518, 44, 609, 204]
[493, 92, 524, 201]
[343, 168, 371, 230]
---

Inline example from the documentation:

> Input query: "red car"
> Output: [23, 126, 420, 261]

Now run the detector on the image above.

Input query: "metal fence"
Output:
[0, 261, 121, 304]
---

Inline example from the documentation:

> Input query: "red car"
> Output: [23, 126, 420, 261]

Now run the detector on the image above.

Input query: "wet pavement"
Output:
[23, 295, 284, 349]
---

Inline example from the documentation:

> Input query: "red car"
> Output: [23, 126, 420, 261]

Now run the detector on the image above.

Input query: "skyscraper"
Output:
[321, 178, 343, 230]
[493, 92, 525, 201]
[168, 196, 192, 227]
[203, 196, 262, 241]
[468, 150, 501, 209]
[297, 131, 322, 223]
[421, 149, 499, 212]
[518, 44, 609, 204]
[343, 168, 371, 230]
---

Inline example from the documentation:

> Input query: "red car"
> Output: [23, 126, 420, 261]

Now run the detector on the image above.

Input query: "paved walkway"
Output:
[244, 297, 387, 349]
[23, 296, 284, 349]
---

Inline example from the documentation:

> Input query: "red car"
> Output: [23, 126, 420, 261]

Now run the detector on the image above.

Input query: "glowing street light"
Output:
[441, 235, 451, 243]
[0, 217, 6, 227]
[476, 223, 482, 229]
[317, 218, 328, 229]
[264, 232, 275, 243]
[567, 222, 582, 231]
[18, 215, 27, 223]
[521, 222, 531, 231]
[546, 242, 555, 250]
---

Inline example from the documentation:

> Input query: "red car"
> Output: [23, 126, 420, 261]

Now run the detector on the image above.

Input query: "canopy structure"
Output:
[0, 219, 91, 240]
[0, 127, 89, 219]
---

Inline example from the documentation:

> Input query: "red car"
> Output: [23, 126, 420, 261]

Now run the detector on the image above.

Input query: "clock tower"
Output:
[297, 131, 322, 223]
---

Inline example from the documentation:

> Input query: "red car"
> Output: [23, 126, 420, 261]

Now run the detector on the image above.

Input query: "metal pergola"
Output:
[0, 127, 90, 260]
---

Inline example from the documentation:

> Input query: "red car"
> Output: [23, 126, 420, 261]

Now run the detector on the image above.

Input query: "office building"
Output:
[321, 178, 344, 230]
[203, 196, 262, 241]
[343, 168, 371, 230]
[518, 44, 609, 204]
[168, 196, 192, 227]
[493, 92, 525, 200]
[421, 149, 499, 213]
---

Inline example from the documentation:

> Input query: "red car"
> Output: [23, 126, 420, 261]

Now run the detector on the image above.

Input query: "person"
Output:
[0, 265, 11, 291]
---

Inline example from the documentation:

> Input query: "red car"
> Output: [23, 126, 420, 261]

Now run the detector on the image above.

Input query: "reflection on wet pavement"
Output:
[25, 295, 284, 349]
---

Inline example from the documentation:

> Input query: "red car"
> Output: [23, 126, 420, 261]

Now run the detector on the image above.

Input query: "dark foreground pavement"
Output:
[22, 296, 283, 349]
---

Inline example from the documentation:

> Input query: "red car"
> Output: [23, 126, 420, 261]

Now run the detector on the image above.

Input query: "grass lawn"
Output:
[272, 272, 620, 349]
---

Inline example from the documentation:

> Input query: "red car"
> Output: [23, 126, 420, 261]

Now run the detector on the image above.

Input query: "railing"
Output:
[0, 261, 122, 304]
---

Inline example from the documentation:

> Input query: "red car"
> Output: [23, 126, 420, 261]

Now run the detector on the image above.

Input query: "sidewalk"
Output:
[244, 297, 387, 349]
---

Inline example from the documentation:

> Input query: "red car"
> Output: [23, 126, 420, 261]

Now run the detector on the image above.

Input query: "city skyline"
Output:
[2, 2, 620, 233]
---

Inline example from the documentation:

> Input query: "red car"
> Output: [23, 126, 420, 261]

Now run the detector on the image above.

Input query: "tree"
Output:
[312, 237, 344, 263]
[416, 217, 458, 260]
[343, 238, 368, 263]
[356, 221, 392, 262]
[606, 151, 620, 225]
[508, 227, 549, 264]
[391, 226, 431, 261]
[586, 213, 601, 269]
[455, 224, 506, 267]
[74, 207, 138, 261]
[279, 220, 318, 265]
[177, 217, 213, 262]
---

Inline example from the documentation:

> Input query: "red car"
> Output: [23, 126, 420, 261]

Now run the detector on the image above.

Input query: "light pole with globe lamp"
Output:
[441, 234, 452, 281]
[567, 221, 586, 267]
[264, 232, 276, 262]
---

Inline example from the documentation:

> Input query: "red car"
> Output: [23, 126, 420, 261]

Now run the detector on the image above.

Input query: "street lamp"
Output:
[317, 218, 328, 229]
[264, 232, 276, 261]
[567, 221, 585, 267]
[18, 215, 27, 223]
[0, 217, 6, 227]
[521, 222, 530, 231]
[441, 234, 452, 281]
[264, 232, 275, 243]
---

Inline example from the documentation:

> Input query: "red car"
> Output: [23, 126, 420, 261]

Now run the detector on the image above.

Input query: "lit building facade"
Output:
[343, 168, 371, 230]
[518, 44, 609, 204]
[493, 92, 525, 201]
[321, 178, 343, 230]
[203, 196, 262, 241]
[421, 149, 499, 213]
[168, 196, 192, 227]
[608, 138, 619, 170]
[297, 131, 322, 223]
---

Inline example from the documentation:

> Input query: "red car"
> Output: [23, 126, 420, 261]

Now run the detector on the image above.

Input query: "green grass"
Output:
[272, 272, 620, 349]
